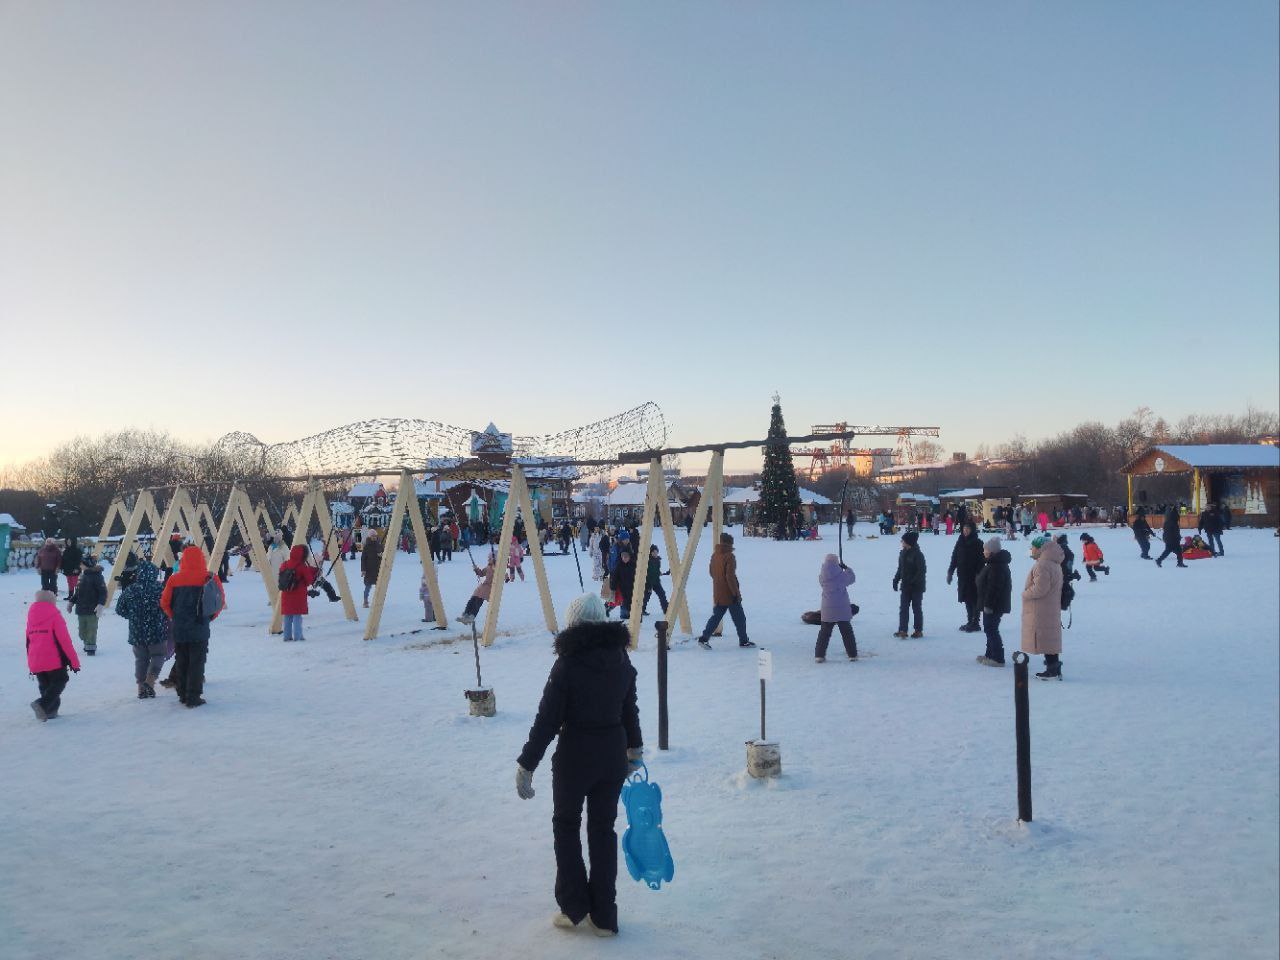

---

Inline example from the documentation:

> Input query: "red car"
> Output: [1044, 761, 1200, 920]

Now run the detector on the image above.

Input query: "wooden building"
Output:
[1120, 444, 1280, 527]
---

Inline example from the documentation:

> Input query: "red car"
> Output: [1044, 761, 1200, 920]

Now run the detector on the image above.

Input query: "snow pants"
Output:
[65, 573, 79, 598]
[133, 642, 165, 684]
[77, 614, 99, 651]
[898, 589, 923, 633]
[982, 612, 1005, 663]
[642, 583, 668, 616]
[171, 641, 208, 704]
[462, 596, 484, 618]
[815, 620, 857, 659]
[550, 737, 626, 933]
[35, 667, 69, 717]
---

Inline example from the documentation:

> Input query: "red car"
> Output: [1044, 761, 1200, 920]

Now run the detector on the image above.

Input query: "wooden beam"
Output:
[480, 480, 520, 648]
[655, 473, 692, 634]
[103, 489, 159, 607]
[665, 451, 722, 640]
[626, 460, 664, 648]
[511, 466, 558, 637]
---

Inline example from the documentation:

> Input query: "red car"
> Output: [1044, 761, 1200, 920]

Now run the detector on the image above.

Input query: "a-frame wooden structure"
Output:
[363, 469, 448, 640]
[206, 485, 280, 613]
[663, 450, 725, 643]
[480, 464, 559, 647]
[269, 479, 359, 633]
[622, 458, 697, 646]
[102, 489, 166, 605]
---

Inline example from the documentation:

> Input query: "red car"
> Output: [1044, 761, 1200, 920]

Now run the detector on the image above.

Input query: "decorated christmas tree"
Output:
[758, 394, 802, 530]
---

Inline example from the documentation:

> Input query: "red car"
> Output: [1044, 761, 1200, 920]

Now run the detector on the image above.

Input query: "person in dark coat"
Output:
[360, 534, 382, 607]
[641, 545, 668, 617]
[1131, 508, 1156, 559]
[60, 537, 84, 599]
[892, 530, 926, 638]
[1156, 508, 1186, 567]
[947, 521, 985, 632]
[159, 546, 225, 708]
[1220, 501, 1232, 530]
[116, 559, 169, 698]
[610, 548, 638, 619]
[516, 593, 642, 937]
[974, 537, 1012, 666]
[70, 556, 108, 656]
[845, 509, 855, 540]
[1197, 503, 1225, 557]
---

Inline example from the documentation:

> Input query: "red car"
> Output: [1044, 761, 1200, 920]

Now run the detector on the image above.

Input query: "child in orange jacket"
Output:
[1079, 534, 1110, 582]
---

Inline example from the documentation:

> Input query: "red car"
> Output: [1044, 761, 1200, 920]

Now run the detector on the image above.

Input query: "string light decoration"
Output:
[213, 403, 668, 478]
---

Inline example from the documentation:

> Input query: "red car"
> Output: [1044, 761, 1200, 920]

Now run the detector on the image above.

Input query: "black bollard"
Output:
[1013, 651, 1032, 822]
[656, 620, 669, 750]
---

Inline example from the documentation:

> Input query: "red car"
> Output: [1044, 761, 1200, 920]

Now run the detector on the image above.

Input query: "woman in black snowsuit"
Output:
[947, 522, 985, 632]
[516, 593, 642, 937]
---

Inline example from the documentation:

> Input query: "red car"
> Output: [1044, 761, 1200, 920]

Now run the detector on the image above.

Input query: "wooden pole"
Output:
[102, 489, 157, 607]
[655, 471, 692, 634]
[656, 619, 669, 750]
[363, 477, 409, 641]
[397, 469, 448, 630]
[710, 454, 725, 636]
[307, 480, 359, 623]
[480, 478, 519, 648]
[511, 466, 558, 637]
[626, 461, 663, 649]
[665, 451, 722, 638]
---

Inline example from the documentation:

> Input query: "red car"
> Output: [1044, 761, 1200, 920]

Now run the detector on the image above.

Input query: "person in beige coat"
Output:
[1021, 536, 1064, 680]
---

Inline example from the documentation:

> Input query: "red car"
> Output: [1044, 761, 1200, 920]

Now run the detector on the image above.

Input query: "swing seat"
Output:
[621, 763, 675, 890]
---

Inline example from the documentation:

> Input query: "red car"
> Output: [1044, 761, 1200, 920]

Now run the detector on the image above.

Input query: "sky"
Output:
[1, 1, 1276, 477]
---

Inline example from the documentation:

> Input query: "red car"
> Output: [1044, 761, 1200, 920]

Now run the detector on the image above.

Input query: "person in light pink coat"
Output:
[26, 589, 81, 720]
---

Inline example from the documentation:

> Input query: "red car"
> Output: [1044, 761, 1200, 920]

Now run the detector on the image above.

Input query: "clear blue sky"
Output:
[2, 1, 1276, 475]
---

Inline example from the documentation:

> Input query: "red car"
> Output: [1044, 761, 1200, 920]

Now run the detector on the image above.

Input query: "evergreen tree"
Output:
[758, 395, 802, 529]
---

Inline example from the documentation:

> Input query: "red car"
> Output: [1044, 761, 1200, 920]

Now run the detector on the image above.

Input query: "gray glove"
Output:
[626, 747, 644, 768]
[515, 764, 535, 800]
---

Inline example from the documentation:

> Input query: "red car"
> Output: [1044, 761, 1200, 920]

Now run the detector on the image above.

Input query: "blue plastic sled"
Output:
[621, 762, 675, 890]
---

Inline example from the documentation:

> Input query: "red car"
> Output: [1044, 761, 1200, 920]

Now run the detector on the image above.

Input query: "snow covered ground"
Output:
[1, 525, 1276, 960]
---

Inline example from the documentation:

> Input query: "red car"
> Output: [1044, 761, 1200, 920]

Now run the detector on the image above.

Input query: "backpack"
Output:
[278, 566, 298, 592]
[197, 575, 224, 620]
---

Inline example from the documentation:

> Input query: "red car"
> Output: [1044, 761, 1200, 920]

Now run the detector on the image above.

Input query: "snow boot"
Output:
[186, 697, 207, 709]
[159, 676, 176, 688]
[697, 638, 711, 649]
[31, 699, 47, 721]
[1103, 566, 1110, 576]
[814, 656, 825, 663]
[551, 912, 578, 929]
[85, 648, 95, 656]
[976, 656, 1005, 667]
[587, 919, 617, 938]
[138, 684, 148, 699]
[1036, 658, 1062, 681]
[456, 614, 475, 626]
[892, 631, 908, 639]
[910, 630, 924, 639]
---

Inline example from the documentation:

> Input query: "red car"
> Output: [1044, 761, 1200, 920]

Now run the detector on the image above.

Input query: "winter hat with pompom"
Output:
[564, 592, 607, 627]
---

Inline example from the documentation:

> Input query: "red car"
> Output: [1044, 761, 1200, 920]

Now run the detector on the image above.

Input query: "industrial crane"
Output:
[797, 423, 941, 481]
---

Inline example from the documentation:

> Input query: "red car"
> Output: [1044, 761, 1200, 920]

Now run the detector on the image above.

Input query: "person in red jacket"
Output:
[26, 589, 81, 720]
[278, 544, 319, 641]
[1079, 533, 1111, 582]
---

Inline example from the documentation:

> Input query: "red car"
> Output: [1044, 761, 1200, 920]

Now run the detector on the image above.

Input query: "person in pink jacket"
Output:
[26, 589, 81, 720]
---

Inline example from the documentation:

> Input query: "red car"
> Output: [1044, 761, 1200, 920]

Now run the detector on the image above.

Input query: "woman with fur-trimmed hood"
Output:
[515, 593, 643, 937]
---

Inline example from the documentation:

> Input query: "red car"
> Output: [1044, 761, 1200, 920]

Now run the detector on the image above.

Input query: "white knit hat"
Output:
[564, 592, 607, 627]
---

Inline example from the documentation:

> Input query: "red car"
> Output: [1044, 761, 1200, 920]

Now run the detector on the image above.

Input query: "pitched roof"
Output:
[1148, 444, 1280, 469]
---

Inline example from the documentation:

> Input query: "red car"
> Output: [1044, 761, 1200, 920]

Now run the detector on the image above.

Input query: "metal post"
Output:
[760, 678, 767, 741]
[472, 620, 483, 689]
[656, 620, 669, 750]
[1013, 651, 1032, 822]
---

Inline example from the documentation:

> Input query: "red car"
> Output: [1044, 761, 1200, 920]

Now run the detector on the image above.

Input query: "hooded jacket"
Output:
[26, 593, 80, 674]
[360, 538, 382, 586]
[1132, 514, 1154, 541]
[36, 541, 62, 573]
[948, 529, 985, 602]
[611, 553, 638, 602]
[818, 554, 856, 622]
[975, 549, 1013, 615]
[1082, 541, 1105, 565]
[709, 543, 741, 606]
[160, 546, 225, 644]
[71, 560, 108, 616]
[60, 541, 84, 576]
[279, 544, 319, 615]
[517, 620, 641, 775]
[1162, 510, 1181, 547]
[115, 560, 168, 647]
[893, 538, 927, 594]
[1021, 539, 1064, 655]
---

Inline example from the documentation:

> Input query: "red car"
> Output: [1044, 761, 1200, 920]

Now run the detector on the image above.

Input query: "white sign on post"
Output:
[757, 649, 773, 682]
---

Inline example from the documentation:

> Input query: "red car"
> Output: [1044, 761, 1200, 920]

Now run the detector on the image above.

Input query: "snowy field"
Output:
[1, 524, 1277, 960]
